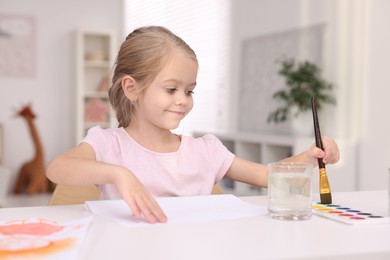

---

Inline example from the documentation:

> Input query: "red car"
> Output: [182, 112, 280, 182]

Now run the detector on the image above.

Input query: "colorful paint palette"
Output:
[312, 202, 390, 225]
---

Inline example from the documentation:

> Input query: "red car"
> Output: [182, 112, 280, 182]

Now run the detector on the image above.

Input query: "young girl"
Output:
[46, 26, 340, 224]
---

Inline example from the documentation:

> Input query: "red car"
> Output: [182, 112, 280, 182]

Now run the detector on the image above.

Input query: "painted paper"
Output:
[0, 216, 92, 259]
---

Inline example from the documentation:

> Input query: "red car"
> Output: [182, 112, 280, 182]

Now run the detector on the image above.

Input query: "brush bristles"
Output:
[320, 193, 332, 204]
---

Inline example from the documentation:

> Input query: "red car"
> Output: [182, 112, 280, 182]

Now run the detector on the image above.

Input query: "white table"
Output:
[0, 190, 389, 260]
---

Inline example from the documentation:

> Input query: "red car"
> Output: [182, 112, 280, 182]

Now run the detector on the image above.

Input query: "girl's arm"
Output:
[225, 136, 340, 187]
[46, 143, 167, 224]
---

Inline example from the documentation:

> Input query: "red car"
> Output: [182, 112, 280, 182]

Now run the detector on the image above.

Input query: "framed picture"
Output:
[0, 14, 36, 77]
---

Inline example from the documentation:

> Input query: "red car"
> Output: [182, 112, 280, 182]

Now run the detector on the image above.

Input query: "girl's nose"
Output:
[175, 92, 187, 106]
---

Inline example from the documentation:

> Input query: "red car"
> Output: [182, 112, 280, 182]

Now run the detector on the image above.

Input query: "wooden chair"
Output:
[211, 183, 224, 194]
[48, 183, 224, 206]
[48, 184, 100, 206]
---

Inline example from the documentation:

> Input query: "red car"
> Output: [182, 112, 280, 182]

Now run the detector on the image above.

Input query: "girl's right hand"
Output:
[113, 168, 168, 224]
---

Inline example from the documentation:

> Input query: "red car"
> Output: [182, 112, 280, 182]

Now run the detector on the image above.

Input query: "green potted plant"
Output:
[268, 57, 336, 123]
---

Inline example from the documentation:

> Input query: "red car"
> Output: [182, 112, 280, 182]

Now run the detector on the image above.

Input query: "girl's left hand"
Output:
[307, 136, 340, 165]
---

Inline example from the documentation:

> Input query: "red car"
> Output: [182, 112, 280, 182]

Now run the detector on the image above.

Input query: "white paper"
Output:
[85, 194, 267, 227]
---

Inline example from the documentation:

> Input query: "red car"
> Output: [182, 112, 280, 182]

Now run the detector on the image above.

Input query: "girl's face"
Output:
[134, 51, 198, 131]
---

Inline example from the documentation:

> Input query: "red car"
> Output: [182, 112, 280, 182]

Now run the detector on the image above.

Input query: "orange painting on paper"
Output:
[0, 217, 92, 259]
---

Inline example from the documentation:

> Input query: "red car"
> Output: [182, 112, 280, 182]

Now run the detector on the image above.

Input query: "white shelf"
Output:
[193, 131, 314, 196]
[200, 131, 296, 145]
[75, 28, 117, 143]
[194, 130, 357, 193]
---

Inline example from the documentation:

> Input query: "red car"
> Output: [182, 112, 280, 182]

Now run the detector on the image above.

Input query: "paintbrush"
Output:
[311, 97, 332, 204]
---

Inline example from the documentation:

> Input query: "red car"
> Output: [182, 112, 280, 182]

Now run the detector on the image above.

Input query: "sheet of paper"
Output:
[85, 194, 267, 228]
[0, 216, 93, 259]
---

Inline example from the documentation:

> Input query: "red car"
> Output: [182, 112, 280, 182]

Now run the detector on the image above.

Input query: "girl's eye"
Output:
[166, 88, 177, 94]
[186, 90, 195, 96]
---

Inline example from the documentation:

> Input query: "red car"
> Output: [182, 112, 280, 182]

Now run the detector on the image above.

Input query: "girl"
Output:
[46, 26, 340, 224]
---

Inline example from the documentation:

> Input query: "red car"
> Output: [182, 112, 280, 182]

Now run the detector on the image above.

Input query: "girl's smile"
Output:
[166, 109, 186, 117]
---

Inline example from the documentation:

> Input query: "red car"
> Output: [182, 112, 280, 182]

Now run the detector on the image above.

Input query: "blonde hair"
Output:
[109, 26, 198, 128]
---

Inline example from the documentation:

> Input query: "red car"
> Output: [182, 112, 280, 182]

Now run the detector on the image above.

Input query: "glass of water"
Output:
[268, 162, 313, 220]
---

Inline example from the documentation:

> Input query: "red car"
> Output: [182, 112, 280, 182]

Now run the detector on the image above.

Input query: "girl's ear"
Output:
[121, 75, 138, 101]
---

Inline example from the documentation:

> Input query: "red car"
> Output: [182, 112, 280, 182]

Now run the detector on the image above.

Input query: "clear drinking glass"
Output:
[268, 162, 313, 220]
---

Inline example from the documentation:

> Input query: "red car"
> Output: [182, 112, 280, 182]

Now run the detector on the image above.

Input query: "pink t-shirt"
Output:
[82, 126, 235, 199]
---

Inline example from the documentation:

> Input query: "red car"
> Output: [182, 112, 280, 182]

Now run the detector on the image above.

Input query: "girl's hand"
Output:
[113, 168, 168, 224]
[307, 136, 340, 166]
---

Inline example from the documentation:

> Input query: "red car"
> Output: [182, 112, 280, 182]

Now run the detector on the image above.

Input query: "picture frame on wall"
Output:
[0, 14, 36, 77]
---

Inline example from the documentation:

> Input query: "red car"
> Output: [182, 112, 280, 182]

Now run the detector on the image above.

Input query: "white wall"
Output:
[230, 0, 328, 132]
[359, 0, 390, 190]
[229, 0, 357, 192]
[1, 0, 388, 193]
[230, 0, 389, 191]
[0, 0, 123, 191]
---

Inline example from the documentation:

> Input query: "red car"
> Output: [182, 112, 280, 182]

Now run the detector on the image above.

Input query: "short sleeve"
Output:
[200, 134, 235, 182]
[81, 126, 109, 161]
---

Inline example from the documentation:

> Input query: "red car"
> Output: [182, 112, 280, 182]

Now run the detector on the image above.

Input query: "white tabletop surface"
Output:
[0, 190, 389, 260]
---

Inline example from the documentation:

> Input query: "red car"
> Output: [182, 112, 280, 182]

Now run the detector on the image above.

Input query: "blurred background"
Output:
[0, 0, 389, 206]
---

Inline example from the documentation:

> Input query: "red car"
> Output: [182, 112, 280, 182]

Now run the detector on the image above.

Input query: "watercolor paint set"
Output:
[312, 202, 390, 225]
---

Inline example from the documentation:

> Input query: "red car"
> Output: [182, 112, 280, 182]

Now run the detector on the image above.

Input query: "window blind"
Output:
[123, 0, 231, 135]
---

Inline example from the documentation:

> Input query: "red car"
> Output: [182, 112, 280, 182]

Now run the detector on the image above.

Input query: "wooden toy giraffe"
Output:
[13, 104, 50, 194]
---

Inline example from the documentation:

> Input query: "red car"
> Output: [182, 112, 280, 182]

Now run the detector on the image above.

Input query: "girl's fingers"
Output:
[136, 196, 157, 224]
[321, 136, 340, 164]
[116, 171, 167, 223]
[312, 136, 339, 164]
[145, 198, 167, 223]
[125, 196, 142, 219]
[138, 194, 167, 223]
[126, 193, 167, 224]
